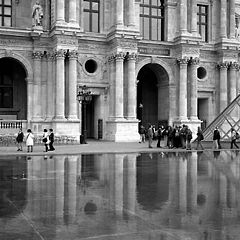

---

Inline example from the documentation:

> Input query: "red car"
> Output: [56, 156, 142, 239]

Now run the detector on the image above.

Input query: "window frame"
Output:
[83, 0, 100, 33]
[197, 4, 208, 42]
[140, 0, 165, 41]
[0, 0, 12, 27]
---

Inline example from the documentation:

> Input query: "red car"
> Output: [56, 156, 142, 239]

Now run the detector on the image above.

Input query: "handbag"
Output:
[42, 138, 47, 143]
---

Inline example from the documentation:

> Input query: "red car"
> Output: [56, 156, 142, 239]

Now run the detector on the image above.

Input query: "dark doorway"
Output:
[137, 63, 169, 129]
[0, 57, 27, 120]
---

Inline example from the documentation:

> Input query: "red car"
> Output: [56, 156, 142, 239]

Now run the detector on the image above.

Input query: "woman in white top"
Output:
[42, 129, 49, 152]
[26, 129, 34, 152]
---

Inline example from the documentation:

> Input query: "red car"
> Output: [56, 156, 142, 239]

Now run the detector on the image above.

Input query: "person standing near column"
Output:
[16, 128, 24, 151]
[49, 129, 55, 151]
[147, 123, 153, 148]
[26, 129, 34, 153]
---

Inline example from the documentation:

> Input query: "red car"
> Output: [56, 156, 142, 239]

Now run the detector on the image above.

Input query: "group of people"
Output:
[16, 128, 55, 152]
[140, 124, 195, 150]
[139, 123, 240, 150]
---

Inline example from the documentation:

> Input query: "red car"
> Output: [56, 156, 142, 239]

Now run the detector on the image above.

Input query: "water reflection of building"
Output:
[1, 152, 240, 239]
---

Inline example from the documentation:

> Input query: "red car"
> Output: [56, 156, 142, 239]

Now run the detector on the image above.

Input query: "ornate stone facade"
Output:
[0, 0, 240, 141]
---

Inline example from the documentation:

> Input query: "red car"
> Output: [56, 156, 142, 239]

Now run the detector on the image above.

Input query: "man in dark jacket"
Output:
[48, 129, 55, 151]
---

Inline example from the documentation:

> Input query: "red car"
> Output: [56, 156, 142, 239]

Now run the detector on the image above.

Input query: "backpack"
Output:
[236, 132, 240, 139]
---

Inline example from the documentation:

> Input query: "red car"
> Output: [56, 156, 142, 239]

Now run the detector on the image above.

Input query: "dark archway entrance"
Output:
[137, 63, 169, 129]
[0, 58, 27, 120]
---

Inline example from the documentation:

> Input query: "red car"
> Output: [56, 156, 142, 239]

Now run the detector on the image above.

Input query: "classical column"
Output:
[42, 54, 47, 119]
[179, 0, 187, 34]
[108, 55, 115, 118]
[177, 58, 189, 120]
[189, 58, 199, 120]
[56, 0, 65, 23]
[220, 0, 227, 38]
[68, 50, 78, 120]
[128, 0, 135, 26]
[32, 51, 43, 120]
[126, 53, 137, 119]
[229, 0, 236, 39]
[27, 78, 33, 120]
[69, 0, 77, 24]
[54, 50, 66, 120]
[191, 0, 197, 35]
[114, 53, 125, 119]
[218, 62, 228, 112]
[229, 62, 238, 102]
[116, 0, 124, 25]
[46, 52, 54, 120]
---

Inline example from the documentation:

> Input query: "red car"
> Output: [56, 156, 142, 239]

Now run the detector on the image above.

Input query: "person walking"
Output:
[48, 128, 55, 151]
[213, 127, 221, 149]
[42, 129, 49, 152]
[26, 129, 34, 152]
[185, 126, 192, 150]
[196, 126, 204, 150]
[230, 128, 239, 149]
[147, 123, 153, 148]
[139, 125, 146, 143]
[16, 128, 24, 151]
[156, 125, 163, 148]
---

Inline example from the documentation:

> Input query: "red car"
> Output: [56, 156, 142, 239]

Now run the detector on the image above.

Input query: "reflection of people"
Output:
[32, 1, 43, 26]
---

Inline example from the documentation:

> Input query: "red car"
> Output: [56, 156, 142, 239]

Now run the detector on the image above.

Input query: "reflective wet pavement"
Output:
[1, 150, 240, 240]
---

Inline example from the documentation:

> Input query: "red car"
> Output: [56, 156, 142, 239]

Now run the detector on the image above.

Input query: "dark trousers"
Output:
[231, 139, 239, 149]
[49, 141, 55, 151]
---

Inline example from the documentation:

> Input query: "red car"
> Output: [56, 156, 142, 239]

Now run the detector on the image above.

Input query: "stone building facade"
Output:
[0, 0, 240, 141]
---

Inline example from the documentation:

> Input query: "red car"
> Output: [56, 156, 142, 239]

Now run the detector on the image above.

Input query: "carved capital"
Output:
[46, 52, 55, 61]
[32, 51, 43, 60]
[218, 62, 229, 69]
[127, 52, 137, 61]
[229, 61, 239, 70]
[177, 57, 189, 65]
[115, 52, 126, 61]
[55, 49, 66, 59]
[189, 57, 200, 65]
[68, 50, 78, 59]
[108, 55, 115, 63]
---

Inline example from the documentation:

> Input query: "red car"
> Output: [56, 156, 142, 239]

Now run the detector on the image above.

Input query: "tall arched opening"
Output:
[0, 57, 27, 120]
[137, 63, 169, 128]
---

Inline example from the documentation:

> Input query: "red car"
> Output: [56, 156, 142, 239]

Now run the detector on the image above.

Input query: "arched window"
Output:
[140, 0, 165, 41]
[83, 0, 100, 33]
[0, 0, 12, 27]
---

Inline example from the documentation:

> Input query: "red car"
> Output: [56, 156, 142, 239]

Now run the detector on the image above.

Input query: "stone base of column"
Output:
[106, 119, 140, 142]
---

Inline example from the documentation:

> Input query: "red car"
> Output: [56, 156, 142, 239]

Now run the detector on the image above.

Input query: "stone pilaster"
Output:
[116, 0, 124, 26]
[177, 57, 189, 121]
[229, 0, 236, 39]
[126, 53, 137, 119]
[68, 50, 78, 120]
[220, 0, 227, 38]
[189, 58, 199, 120]
[32, 51, 43, 120]
[69, 0, 77, 24]
[27, 78, 33, 120]
[179, 0, 188, 34]
[218, 62, 228, 112]
[128, 0, 135, 26]
[54, 49, 66, 120]
[191, 0, 197, 35]
[46, 52, 55, 120]
[108, 55, 115, 118]
[56, 0, 65, 23]
[114, 52, 125, 119]
[229, 62, 238, 102]
[42, 54, 48, 119]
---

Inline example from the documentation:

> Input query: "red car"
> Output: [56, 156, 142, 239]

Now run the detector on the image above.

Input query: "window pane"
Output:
[4, 6, 11, 15]
[92, 2, 98, 11]
[83, 1, 90, 9]
[83, 12, 90, 31]
[4, 0, 11, 5]
[0, 0, 2, 5]
[92, 12, 98, 32]
[4, 17, 11, 26]
[3, 87, 13, 108]
[3, 75, 12, 85]
[152, 0, 158, 6]
[143, 7, 149, 15]
[143, 18, 149, 39]
[0, 8, 2, 14]
[152, 8, 157, 16]
[151, 18, 158, 40]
